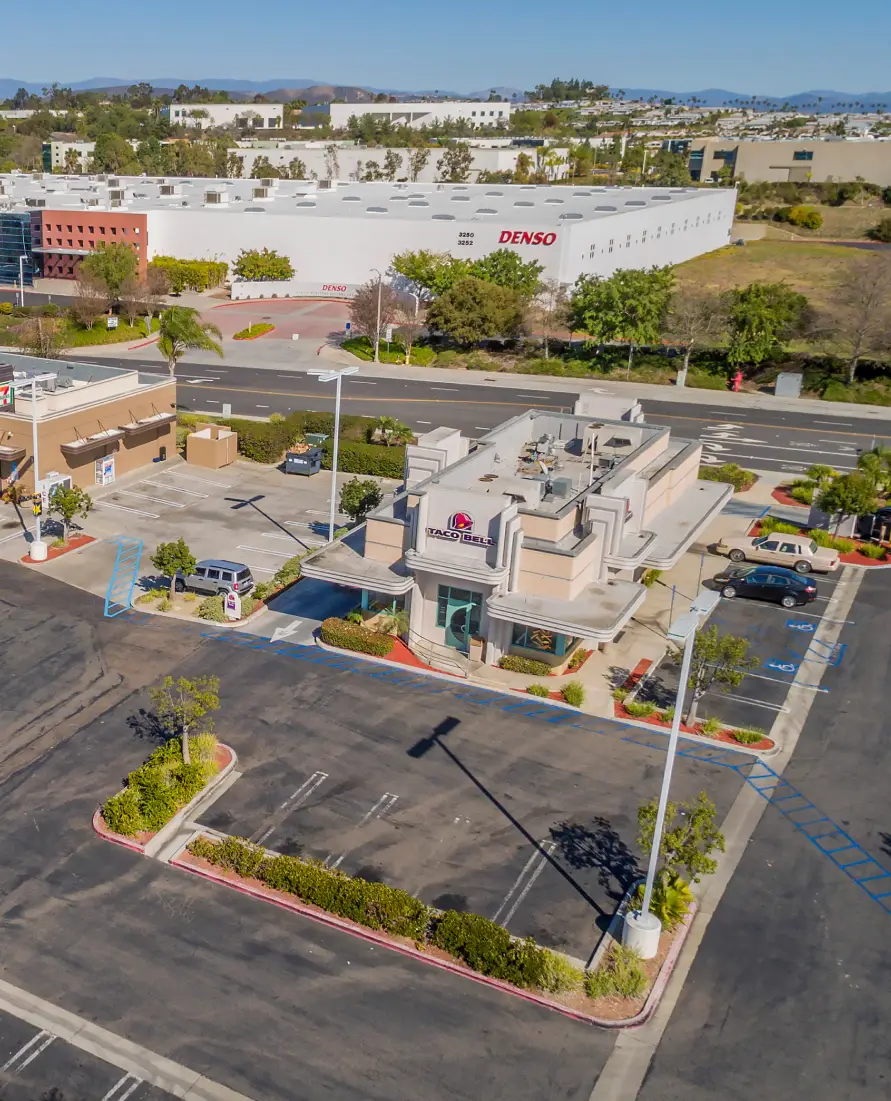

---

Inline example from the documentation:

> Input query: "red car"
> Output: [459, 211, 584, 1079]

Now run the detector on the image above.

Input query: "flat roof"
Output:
[0, 173, 733, 227]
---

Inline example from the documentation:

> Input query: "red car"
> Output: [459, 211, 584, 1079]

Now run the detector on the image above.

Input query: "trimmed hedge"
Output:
[498, 654, 551, 676]
[102, 736, 220, 836]
[187, 835, 573, 993]
[698, 463, 756, 492]
[233, 322, 275, 340]
[149, 256, 227, 293]
[320, 617, 395, 656]
[321, 438, 405, 479]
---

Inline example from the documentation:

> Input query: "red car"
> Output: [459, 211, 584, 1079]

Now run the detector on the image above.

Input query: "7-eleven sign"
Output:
[0, 384, 12, 408]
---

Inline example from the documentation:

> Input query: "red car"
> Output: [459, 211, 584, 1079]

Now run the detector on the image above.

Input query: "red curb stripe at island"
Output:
[91, 808, 148, 854]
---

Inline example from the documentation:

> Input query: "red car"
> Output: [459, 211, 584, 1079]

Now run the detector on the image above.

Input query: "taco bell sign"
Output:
[427, 511, 495, 547]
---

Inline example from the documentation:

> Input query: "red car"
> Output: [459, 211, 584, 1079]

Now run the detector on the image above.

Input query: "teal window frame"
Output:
[510, 623, 567, 656]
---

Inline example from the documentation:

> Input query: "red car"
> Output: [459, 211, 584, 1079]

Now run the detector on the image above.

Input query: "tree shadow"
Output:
[126, 706, 167, 744]
[608, 665, 631, 690]
[880, 832, 891, 859]
[549, 816, 640, 902]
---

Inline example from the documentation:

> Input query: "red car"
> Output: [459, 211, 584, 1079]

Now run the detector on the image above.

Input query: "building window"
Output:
[88, 226, 94, 233]
[121, 228, 127, 235]
[626, 234, 631, 247]
[608, 238, 614, 253]
[111, 227, 117, 235]
[134, 227, 139, 234]
[435, 586, 482, 628]
[641, 229, 647, 242]
[77, 225, 83, 233]
[89, 240, 94, 247]
[511, 624, 567, 656]
[793, 150, 814, 161]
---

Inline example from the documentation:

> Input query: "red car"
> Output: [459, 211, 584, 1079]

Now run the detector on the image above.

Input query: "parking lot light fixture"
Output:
[308, 365, 359, 542]
[623, 588, 720, 960]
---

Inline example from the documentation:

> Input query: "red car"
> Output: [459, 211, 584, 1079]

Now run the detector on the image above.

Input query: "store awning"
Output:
[121, 412, 176, 438]
[0, 445, 26, 463]
[641, 480, 732, 569]
[300, 538, 413, 596]
[487, 578, 646, 643]
[59, 428, 124, 457]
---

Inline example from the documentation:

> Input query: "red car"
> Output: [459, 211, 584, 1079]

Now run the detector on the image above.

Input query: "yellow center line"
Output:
[646, 410, 891, 441]
[177, 383, 568, 410]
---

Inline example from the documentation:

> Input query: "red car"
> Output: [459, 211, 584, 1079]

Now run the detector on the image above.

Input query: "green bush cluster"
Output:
[560, 681, 584, 707]
[730, 727, 767, 745]
[225, 417, 298, 464]
[498, 654, 551, 676]
[67, 317, 159, 347]
[188, 835, 578, 991]
[342, 336, 436, 366]
[585, 944, 647, 1001]
[699, 716, 724, 737]
[102, 736, 220, 836]
[858, 542, 887, 560]
[788, 481, 815, 505]
[149, 257, 227, 293]
[526, 683, 550, 698]
[632, 872, 693, 931]
[624, 699, 657, 718]
[197, 595, 226, 621]
[808, 528, 855, 553]
[758, 516, 803, 536]
[698, 463, 756, 492]
[321, 439, 405, 479]
[0, 302, 12, 315]
[320, 617, 395, 656]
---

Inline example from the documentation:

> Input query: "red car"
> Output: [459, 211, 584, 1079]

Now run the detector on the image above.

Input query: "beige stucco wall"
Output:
[364, 517, 406, 566]
[643, 446, 701, 525]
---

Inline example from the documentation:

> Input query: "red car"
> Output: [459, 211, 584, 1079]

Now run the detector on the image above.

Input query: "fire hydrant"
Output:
[731, 370, 743, 392]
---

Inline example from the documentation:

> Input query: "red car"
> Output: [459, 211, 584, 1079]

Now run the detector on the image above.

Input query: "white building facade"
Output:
[329, 101, 513, 131]
[163, 103, 285, 130]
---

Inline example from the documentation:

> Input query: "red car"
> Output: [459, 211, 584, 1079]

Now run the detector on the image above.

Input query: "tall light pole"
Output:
[623, 588, 721, 959]
[371, 267, 383, 363]
[308, 365, 359, 542]
[19, 372, 56, 563]
[18, 255, 27, 308]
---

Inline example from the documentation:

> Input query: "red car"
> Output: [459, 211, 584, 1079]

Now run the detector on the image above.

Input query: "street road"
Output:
[62, 354, 891, 473]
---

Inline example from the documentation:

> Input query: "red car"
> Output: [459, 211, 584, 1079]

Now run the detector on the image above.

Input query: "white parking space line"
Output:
[255, 771, 329, 844]
[742, 669, 828, 693]
[416, 420, 432, 425]
[430, 387, 458, 392]
[256, 404, 270, 409]
[2, 1029, 56, 1073]
[203, 399, 221, 403]
[101, 1073, 143, 1101]
[0, 528, 26, 546]
[814, 419, 853, 426]
[117, 490, 185, 508]
[474, 426, 490, 431]
[492, 841, 557, 927]
[244, 564, 276, 573]
[347, 380, 377, 386]
[327, 792, 399, 870]
[237, 544, 319, 558]
[166, 470, 232, 488]
[142, 481, 208, 498]
[407, 815, 471, 898]
[707, 411, 746, 417]
[97, 502, 160, 518]
[708, 691, 789, 712]
[260, 531, 311, 542]
[184, 377, 220, 383]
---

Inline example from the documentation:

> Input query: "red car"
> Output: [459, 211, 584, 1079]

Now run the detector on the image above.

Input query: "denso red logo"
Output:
[499, 230, 557, 246]
[322, 283, 347, 291]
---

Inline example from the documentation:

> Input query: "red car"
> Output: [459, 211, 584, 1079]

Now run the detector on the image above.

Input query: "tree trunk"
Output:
[543, 330, 550, 359]
[169, 573, 176, 600]
[677, 348, 691, 387]
[847, 355, 859, 385]
[182, 723, 191, 765]
[684, 694, 700, 727]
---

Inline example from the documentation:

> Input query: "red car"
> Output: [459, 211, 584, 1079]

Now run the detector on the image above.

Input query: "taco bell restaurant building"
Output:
[301, 405, 731, 671]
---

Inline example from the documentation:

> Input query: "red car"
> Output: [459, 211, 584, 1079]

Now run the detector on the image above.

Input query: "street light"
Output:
[18, 372, 57, 563]
[370, 267, 383, 363]
[308, 365, 359, 542]
[18, 255, 27, 308]
[623, 587, 721, 960]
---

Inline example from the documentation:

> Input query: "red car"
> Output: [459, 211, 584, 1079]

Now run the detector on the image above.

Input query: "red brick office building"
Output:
[30, 210, 148, 280]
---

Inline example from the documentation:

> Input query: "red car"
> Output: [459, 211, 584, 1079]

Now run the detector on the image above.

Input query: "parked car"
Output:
[713, 566, 818, 608]
[715, 533, 839, 574]
[175, 559, 254, 597]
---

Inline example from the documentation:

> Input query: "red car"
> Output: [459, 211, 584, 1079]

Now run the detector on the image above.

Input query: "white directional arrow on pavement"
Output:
[702, 430, 763, 443]
[705, 423, 745, 431]
[702, 442, 734, 452]
[270, 620, 303, 643]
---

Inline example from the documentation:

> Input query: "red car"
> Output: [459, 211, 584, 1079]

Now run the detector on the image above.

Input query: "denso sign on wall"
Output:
[499, 230, 558, 246]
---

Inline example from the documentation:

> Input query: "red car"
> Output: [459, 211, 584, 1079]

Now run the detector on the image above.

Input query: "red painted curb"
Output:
[91, 808, 148, 854]
[127, 336, 160, 350]
[232, 326, 275, 341]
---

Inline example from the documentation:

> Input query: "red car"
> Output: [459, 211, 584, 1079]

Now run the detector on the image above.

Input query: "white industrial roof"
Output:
[0, 172, 732, 226]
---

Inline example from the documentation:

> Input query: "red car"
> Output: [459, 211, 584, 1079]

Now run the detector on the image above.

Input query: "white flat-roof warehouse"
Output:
[0, 173, 736, 296]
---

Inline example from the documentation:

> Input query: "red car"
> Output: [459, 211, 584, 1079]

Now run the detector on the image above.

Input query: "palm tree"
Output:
[157, 306, 223, 376]
[373, 415, 413, 446]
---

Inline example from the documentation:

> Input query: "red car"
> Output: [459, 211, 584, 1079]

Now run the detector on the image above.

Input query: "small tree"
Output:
[436, 142, 473, 183]
[408, 147, 430, 182]
[157, 306, 223, 375]
[723, 281, 809, 367]
[232, 247, 295, 282]
[856, 447, 891, 496]
[340, 478, 383, 523]
[373, 415, 412, 446]
[469, 248, 544, 297]
[350, 278, 400, 343]
[637, 791, 726, 885]
[119, 276, 152, 328]
[151, 537, 197, 600]
[48, 485, 92, 544]
[391, 249, 469, 297]
[824, 256, 891, 383]
[664, 286, 724, 384]
[817, 472, 879, 534]
[533, 278, 569, 359]
[383, 148, 403, 181]
[679, 625, 759, 725]
[426, 276, 527, 346]
[70, 276, 109, 330]
[79, 241, 138, 301]
[148, 674, 220, 765]
[867, 217, 891, 243]
[18, 316, 66, 358]
[394, 300, 425, 364]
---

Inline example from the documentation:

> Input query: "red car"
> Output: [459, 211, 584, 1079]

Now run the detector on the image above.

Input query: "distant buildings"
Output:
[327, 101, 513, 131]
[685, 138, 891, 185]
[161, 103, 285, 131]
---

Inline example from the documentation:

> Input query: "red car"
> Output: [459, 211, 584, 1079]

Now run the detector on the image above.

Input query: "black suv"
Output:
[713, 566, 817, 608]
[175, 559, 254, 597]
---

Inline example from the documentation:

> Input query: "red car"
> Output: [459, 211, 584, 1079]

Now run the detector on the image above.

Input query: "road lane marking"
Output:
[431, 387, 459, 392]
[2, 1029, 56, 1073]
[815, 419, 852, 426]
[647, 410, 890, 442]
[492, 842, 557, 926]
[254, 771, 329, 845]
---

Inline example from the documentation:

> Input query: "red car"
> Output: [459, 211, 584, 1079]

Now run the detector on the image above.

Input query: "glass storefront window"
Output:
[511, 624, 568, 656]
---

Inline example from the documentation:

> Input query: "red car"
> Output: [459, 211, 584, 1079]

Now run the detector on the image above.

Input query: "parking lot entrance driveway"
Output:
[639, 571, 847, 733]
[196, 640, 747, 961]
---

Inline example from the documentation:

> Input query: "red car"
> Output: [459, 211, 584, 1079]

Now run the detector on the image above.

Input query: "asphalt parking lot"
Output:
[640, 567, 848, 733]
[0, 1008, 175, 1101]
[195, 636, 748, 961]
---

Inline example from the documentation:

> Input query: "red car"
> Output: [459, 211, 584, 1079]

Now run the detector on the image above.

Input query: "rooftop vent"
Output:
[560, 212, 584, 219]
[594, 205, 617, 211]
[475, 207, 497, 214]
[408, 200, 429, 207]
[514, 200, 534, 207]
[296, 200, 316, 207]
[366, 206, 387, 213]
[451, 195, 470, 201]
[544, 197, 565, 204]
[485, 190, 504, 196]
[341, 195, 361, 202]
[432, 213, 455, 220]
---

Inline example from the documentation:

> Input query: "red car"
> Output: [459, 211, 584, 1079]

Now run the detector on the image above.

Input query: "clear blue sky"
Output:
[5, 0, 891, 95]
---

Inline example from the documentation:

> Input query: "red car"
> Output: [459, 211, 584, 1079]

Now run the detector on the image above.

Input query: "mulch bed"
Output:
[771, 485, 809, 509]
[23, 534, 95, 562]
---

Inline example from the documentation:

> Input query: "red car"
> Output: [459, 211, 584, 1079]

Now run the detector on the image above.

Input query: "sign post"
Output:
[224, 590, 242, 621]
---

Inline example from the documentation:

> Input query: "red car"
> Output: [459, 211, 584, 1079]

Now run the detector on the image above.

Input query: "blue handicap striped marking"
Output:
[113, 614, 891, 917]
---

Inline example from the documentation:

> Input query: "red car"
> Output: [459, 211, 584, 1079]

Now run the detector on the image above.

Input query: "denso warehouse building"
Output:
[0, 173, 736, 296]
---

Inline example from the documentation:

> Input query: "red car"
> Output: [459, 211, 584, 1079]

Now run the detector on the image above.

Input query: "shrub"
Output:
[624, 699, 657, 718]
[687, 372, 729, 391]
[833, 536, 856, 555]
[320, 617, 395, 656]
[698, 463, 755, 492]
[498, 654, 551, 676]
[197, 595, 226, 621]
[788, 481, 815, 505]
[641, 569, 662, 588]
[226, 417, 295, 464]
[430, 911, 549, 989]
[585, 944, 647, 1000]
[149, 256, 227, 293]
[808, 528, 854, 553]
[613, 686, 630, 702]
[0, 302, 12, 315]
[661, 705, 675, 722]
[270, 552, 309, 591]
[730, 727, 767, 744]
[183, 592, 197, 602]
[538, 952, 585, 995]
[699, 716, 724, 737]
[808, 527, 834, 547]
[233, 322, 274, 340]
[527, 683, 550, 697]
[759, 518, 801, 536]
[632, 872, 693, 930]
[239, 596, 259, 617]
[561, 681, 585, 707]
[867, 217, 891, 243]
[101, 789, 143, 835]
[252, 581, 274, 602]
[136, 592, 156, 604]
[321, 438, 405, 479]
[858, 542, 886, 560]
[566, 648, 589, 671]
[157, 597, 172, 612]
[787, 205, 823, 230]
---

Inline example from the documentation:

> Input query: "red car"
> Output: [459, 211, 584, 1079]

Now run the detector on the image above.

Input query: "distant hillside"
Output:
[612, 87, 891, 110]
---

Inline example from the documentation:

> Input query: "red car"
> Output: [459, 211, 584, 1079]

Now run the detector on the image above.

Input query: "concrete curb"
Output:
[169, 842, 691, 1030]
[91, 744, 237, 858]
[127, 336, 160, 350]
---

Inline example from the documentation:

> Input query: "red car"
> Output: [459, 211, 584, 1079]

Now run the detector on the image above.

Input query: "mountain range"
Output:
[2, 78, 890, 111]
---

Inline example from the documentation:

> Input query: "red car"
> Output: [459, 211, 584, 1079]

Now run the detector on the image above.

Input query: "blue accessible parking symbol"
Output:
[787, 620, 817, 633]
[766, 660, 799, 674]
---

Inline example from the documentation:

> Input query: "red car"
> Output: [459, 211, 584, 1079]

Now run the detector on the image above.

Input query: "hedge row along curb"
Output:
[172, 835, 693, 1028]
[233, 323, 275, 341]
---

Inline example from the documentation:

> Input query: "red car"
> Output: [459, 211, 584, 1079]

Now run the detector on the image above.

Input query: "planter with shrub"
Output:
[320, 617, 395, 656]
[233, 322, 275, 340]
[498, 654, 552, 676]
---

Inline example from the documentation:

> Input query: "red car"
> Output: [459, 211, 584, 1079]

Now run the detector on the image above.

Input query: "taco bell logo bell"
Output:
[426, 510, 495, 547]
